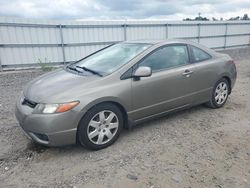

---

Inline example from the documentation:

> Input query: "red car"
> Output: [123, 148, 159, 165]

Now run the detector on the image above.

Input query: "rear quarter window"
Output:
[190, 45, 211, 62]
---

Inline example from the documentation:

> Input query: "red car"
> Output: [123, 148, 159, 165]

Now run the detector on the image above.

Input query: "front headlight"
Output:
[33, 101, 79, 114]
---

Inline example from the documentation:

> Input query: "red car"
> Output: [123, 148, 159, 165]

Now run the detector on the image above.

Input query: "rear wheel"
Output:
[206, 78, 229, 108]
[78, 103, 123, 150]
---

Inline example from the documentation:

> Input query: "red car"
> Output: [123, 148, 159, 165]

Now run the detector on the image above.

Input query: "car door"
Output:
[129, 44, 197, 121]
[188, 45, 217, 105]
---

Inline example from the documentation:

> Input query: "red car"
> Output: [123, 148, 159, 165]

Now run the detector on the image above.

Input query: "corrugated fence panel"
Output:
[0, 47, 63, 65]
[64, 44, 108, 62]
[126, 25, 166, 40]
[227, 24, 250, 35]
[168, 25, 198, 38]
[200, 24, 226, 36]
[0, 17, 250, 69]
[200, 37, 225, 48]
[227, 35, 250, 46]
[63, 27, 124, 43]
[0, 26, 60, 44]
[184, 38, 199, 43]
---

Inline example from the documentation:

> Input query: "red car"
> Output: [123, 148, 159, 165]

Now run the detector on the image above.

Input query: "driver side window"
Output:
[139, 45, 189, 72]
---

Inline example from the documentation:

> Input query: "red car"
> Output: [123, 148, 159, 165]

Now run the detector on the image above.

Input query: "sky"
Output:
[0, 0, 249, 21]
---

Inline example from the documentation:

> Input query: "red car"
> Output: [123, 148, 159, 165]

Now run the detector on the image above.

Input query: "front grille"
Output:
[22, 98, 37, 108]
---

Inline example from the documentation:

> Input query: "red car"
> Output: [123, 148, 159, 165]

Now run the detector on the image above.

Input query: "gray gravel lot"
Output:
[0, 48, 250, 188]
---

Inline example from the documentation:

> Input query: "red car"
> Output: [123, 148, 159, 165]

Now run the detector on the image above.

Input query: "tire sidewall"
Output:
[78, 103, 123, 150]
[211, 78, 229, 108]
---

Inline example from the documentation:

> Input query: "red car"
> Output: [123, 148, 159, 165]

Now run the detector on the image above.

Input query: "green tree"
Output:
[241, 14, 250, 20]
[228, 16, 240, 21]
[183, 13, 209, 21]
[183, 18, 192, 21]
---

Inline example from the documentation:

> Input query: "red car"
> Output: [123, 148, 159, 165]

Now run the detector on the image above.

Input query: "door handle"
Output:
[182, 69, 193, 77]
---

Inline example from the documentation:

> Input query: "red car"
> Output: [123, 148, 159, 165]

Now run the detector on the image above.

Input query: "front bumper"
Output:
[15, 96, 81, 146]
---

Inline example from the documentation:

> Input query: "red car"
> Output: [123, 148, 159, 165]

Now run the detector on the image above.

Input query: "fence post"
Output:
[224, 23, 228, 49]
[165, 23, 168, 39]
[59, 24, 66, 65]
[123, 24, 127, 41]
[197, 23, 201, 43]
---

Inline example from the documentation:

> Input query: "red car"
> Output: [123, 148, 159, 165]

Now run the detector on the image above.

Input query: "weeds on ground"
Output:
[37, 58, 55, 71]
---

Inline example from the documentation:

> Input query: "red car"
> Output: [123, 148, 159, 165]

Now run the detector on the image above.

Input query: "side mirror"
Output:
[133, 66, 152, 78]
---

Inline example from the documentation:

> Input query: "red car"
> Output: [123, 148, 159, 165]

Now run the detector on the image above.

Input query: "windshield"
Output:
[74, 43, 152, 75]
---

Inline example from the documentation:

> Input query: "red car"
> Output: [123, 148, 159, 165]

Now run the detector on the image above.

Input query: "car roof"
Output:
[123, 39, 211, 49]
[124, 39, 192, 45]
[123, 39, 216, 56]
[124, 39, 162, 45]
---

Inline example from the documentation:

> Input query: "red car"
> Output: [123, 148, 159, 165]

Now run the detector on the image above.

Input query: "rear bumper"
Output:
[231, 64, 237, 89]
[230, 66, 237, 93]
[232, 69, 237, 89]
[15, 96, 80, 146]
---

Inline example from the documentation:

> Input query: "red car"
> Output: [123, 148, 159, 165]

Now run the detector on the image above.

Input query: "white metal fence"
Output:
[0, 17, 250, 70]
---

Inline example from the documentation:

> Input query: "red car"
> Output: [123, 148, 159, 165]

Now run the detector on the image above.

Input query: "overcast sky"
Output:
[0, 0, 249, 20]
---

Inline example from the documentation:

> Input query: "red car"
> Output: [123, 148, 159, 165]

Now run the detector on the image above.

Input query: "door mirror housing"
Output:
[133, 66, 152, 78]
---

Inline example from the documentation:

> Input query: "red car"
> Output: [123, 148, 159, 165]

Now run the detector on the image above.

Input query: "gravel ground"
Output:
[0, 48, 250, 188]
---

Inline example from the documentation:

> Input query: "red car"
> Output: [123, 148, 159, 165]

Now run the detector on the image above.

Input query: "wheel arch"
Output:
[77, 98, 130, 130]
[216, 72, 232, 95]
[222, 76, 232, 94]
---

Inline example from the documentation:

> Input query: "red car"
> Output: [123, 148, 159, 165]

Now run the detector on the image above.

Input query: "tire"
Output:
[77, 103, 123, 150]
[206, 78, 230, 108]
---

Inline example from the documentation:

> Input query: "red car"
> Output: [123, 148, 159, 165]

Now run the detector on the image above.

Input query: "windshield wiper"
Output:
[66, 65, 83, 73]
[76, 66, 103, 77]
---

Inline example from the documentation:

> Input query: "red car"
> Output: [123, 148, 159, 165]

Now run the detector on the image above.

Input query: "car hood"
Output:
[23, 68, 101, 103]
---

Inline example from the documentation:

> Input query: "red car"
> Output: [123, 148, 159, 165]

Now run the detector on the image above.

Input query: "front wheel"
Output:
[206, 78, 230, 108]
[77, 103, 123, 150]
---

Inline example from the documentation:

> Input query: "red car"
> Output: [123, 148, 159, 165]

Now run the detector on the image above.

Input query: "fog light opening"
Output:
[33, 133, 49, 142]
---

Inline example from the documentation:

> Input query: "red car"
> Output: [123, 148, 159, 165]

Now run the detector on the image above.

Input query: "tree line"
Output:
[183, 13, 250, 21]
